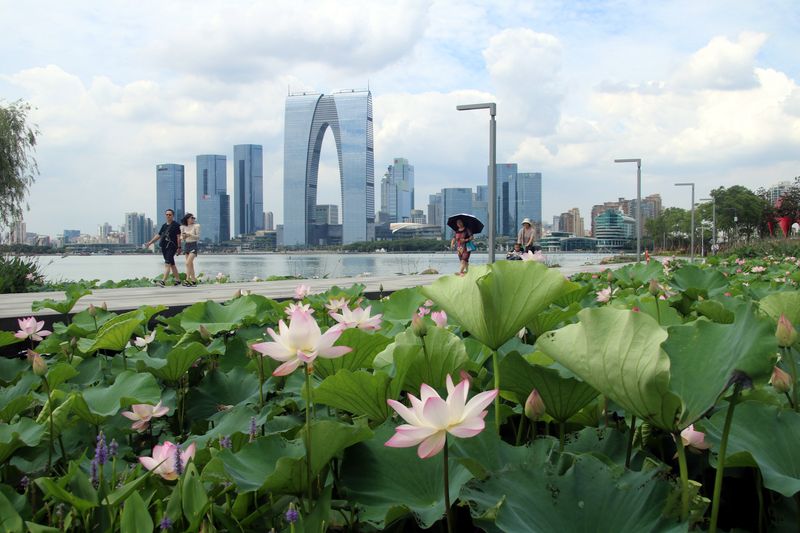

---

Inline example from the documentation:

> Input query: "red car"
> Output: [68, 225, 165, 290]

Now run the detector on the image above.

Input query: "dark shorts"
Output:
[457, 247, 471, 263]
[184, 242, 198, 255]
[161, 244, 177, 265]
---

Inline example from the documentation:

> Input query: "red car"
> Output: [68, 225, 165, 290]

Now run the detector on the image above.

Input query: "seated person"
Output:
[506, 242, 524, 260]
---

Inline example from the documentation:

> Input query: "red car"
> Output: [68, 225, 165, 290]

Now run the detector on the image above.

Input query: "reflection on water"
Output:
[36, 252, 612, 282]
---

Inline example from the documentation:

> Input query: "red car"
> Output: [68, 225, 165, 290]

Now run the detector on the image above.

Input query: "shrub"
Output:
[0, 254, 43, 293]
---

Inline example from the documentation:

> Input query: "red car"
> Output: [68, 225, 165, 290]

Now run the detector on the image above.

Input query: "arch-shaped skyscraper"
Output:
[283, 90, 374, 246]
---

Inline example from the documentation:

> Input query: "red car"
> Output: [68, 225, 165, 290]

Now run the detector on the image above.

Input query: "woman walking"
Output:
[180, 213, 200, 286]
[450, 218, 474, 276]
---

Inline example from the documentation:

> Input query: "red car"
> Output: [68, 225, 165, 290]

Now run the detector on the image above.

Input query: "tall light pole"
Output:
[457, 102, 497, 263]
[701, 197, 716, 254]
[614, 158, 642, 262]
[675, 182, 695, 262]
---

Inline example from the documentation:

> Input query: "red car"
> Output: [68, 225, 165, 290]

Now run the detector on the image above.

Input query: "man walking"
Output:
[144, 208, 182, 286]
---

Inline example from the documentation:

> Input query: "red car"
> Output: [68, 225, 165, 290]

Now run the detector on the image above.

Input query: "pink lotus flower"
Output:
[595, 287, 616, 303]
[431, 310, 448, 328]
[751, 266, 766, 273]
[680, 424, 711, 453]
[14, 317, 51, 342]
[776, 314, 798, 347]
[423, 299, 434, 308]
[294, 284, 311, 300]
[133, 330, 156, 348]
[285, 302, 313, 316]
[325, 297, 348, 313]
[122, 401, 169, 432]
[522, 250, 545, 262]
[417, 306, 431, 317]
[330, 306, 383, 331]
[385, 375, 498, 459]
[139, 441, 196, 480]
[251, 307, 351, 376]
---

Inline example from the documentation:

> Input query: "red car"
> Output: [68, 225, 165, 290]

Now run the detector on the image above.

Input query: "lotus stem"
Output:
[675, 432, 690, 522]
[558, 421, 566, 453]
[783, 347, 798, 413]
[516, 414, 527, 446]
[654, 298, 662, 325]
[710, 383, 743, 533]
[42, 376, 55, 471]
[625, 415, 636, 468]
[304, 364, 313, 505]
[257, 354, 265, 410]
[492, 351, 500, 434]
[443, 438, 453, 533]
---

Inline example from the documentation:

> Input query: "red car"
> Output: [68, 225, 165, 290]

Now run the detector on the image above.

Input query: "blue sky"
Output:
[1, 0, 799, 236]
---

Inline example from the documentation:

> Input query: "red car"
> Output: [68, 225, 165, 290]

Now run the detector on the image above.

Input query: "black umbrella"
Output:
[447, 213, 484, 234]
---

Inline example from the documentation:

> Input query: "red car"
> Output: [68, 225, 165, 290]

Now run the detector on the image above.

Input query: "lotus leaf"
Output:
[760, 291, 800, 325]
[0, 418, 45, 463]
[314, 369, 390, 422]
[613, 260, 663, 288]
[73, 370, 160, 422]
[179, 298, 258, 334]
[314, 328, 391, 378]
[0, 331, 22, 349]
[186, 367, 260, 420]
[670, 264, 728, 297]
[32, 284, 92, 314]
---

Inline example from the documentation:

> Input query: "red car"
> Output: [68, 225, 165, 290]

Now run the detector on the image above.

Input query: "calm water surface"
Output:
[36, 252, 613, 282]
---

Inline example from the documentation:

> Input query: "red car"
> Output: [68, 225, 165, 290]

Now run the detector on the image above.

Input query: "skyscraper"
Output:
[125, 212, 153, 246]
[283, 90, 374, 246]
[197, 154, 230, 243]
[441, 188, 473, 236]
[495, 164, 518, 236]
[156, 164, 185, 222]
[380, 158, 415, 223]
[265, 211, 274, 231]
[427, 192, 443, 228]
[233, 144, 264, 236]
[517, 172, 543, 238]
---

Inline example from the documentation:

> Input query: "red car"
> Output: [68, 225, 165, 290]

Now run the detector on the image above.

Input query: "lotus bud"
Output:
[87, 304, 97, 317]
[524, 389, 546, 421]
[70, 337, 78, 348]
[770, 366, 792, 393]
[27, 350, 47, 376]
[776, 315, 798, 347]
[100, 302, 107, 311]
[648, 279, 659, 296]
[233, 289, 242, 298]
[198, 324, 211, 341]
[607, 271, 614, 283]
[411, 314, 427, 337]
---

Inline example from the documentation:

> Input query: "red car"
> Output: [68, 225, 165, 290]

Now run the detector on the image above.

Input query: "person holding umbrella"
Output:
[447, 214, 483, 276]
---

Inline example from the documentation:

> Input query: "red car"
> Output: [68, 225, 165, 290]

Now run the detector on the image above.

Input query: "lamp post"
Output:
[457, 102, 497, 263]
[701, 197, 716, 254]
[614, 158, 642, 262]
[675, 182, 695, 262]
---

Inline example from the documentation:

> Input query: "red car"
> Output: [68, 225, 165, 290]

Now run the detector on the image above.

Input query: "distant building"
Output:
[768, 181, 793, 205]
[98, 223, 113, 238]
[156, 164, 185, 222]
[559, 208, 585, 237]
[197, 154, 230, 243]
[410, 209, 426, 224]
[380, 158, 415, 222]
[125, 213, 154, 246]
[552, 215, 560, 232]
[594, 209, 635, 250]
[490, 164, 542, 237]
[388, 223, 442, 240]
[442, 188, 473, 237]
[10, 221, 26, 245]
[63, 229, 81, 244]
[314, 204, 339, 225]
[427, 193, 443, 228]
[265, 211, 274, 231]
[233, 144, 264, 236]
[591, 194, 661, 236]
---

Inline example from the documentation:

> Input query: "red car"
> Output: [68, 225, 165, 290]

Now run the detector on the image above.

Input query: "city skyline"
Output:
[2, 2, 799, 236]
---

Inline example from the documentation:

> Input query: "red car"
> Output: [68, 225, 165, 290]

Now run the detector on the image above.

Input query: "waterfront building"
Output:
[98, 223, 112, 238]
[594, 209, 635, 250]
[283, 90, 374, 246]
[125, 212, 154, 246]
[156, 164, 185, 222]
[591, 194, 662, 236]
[380, 158, 415, 223]
[427, 193, 443, 228]
[197, 154, 230, 243]
[63, 229, 80, 244]
[233, 145, 264, 236]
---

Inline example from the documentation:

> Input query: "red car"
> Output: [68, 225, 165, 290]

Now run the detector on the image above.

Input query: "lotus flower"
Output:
[522, 250, 545, 262]
[751, 266, 766, 273]
[14, 317, 51, 342]
[133, 330, 156, 348]
[595, 287, 616, 303]
[216, 272, 225, 280]
[770, 366, 792, 393]
[330, 305, 383, 331]
[285, 302, 313, 316]
[294, 284, 311, 300]
[680, 424, 711, 453]
[27, 350, 47, 376]
[423, 299, 434, 308]
[139, 441, 196, 480]
[325, 297, 348, 313]
[776, 314, 798, 348]
[524, 389, 546, 421]
[431, 310, 448, 328]
[417, 306, 431, 317]
[385, 375, 498, 459]
[251, 307, 351, 376]
[121, 401, 169, 432]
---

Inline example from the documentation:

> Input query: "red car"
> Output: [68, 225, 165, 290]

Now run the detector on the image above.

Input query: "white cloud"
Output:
[673, 32, 767, 91]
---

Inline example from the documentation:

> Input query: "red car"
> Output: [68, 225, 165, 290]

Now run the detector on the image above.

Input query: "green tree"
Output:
[0, 100, 40, 230]
[710, 185, 769, 243]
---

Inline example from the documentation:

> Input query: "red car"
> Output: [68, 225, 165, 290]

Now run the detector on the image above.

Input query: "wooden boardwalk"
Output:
[0, 262, 619, 320]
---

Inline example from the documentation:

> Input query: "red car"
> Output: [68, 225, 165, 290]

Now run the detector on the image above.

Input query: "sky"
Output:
[2, 0, 799, 237]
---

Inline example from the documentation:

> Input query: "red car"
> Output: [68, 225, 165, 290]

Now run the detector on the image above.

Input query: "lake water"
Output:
[33, 252, 615, 282]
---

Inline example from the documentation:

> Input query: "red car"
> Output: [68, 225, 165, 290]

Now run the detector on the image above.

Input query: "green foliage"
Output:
[31, 284, 92, 314]
[0, 100, 39, 230]
[0, 255, 42, 294]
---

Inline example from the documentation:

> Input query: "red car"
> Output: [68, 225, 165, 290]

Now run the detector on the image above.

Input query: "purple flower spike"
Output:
[285, 506, 299, 524]
[173, 445, 184, 476]
[159, 515, 173, 530]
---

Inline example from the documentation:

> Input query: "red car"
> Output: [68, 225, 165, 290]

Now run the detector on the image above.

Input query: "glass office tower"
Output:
[156, 164, 185, 223]
[197, 155, 230, 243]
[441, 188, 473, 237]
[283, 90, 374, 246]
[517, 172, 543, 225]
[233, 144, 264, 236]
[381, 157, 414, 223]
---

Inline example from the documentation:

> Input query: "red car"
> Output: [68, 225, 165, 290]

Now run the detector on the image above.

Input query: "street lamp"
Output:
[457, 102, 497, 263]
[675, 182, 695, 262]
[701, 197, 716, 254]
[614, 158, 642, 262]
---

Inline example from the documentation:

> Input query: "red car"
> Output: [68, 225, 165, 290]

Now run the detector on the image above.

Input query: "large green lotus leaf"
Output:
[613, 260, 664, 288]
[74, 370, 160, 420]
[537, 307, 682, 430]
[68, 307, 116, 334]
[694, 300, 735, 324]
[314, 369, 390, 422]
[179, 298, 258, 334]
[186, 367, 260, 420]
[663, 302, 777, 427]
[314, 328, 392, 378]
[528, 302, 582, 337]
[36, 393, 74, 441]
[449, 426, 558, 480]
[150, 342, 208, 382]
[0, 359, 27, 383]
[702, 401, 800, 497]
[670, 264, 728, 297]
[462, 454, 687, 533]
[184, 404, 257, 449]
[0, 490, 23, 533]
[0, 331, 23, 349]
[339, 422, 473, 530]
[0, 418, 45, 463]
[633, 296, 684, 326]
[31, 284, 92, 314]
[760, 291, 800, 325]
[372, 329, 419, 370]
[564, 426, 634, 466]
[218, 434, 305, 493]
[499, 352, 598, 423]
[422, 261, 574, 350]
[389, 327, 469, 396]
[0, 373, 39, 422]
[375, 286, 428, 322]
[81, 309, 147, 353]
[553, 284, 593, 308]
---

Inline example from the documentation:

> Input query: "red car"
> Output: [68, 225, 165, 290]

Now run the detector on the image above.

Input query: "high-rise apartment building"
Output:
[125, 212, 154, 246]
[156, 164, 185, 222]
[427, 193, 443, 228]
[98, 223, 113, 238]
[768, 181, 793, 205]
[441, 188, 473, 236]
[380, 158, 415, 223]
[197, 155, 230, 243]
[233, 145, 264, 236]
[591, 194, 662, 236]
[559, 208, 585, 236]
[265, 211, 274, 231]
[283, 90, 374, 246]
